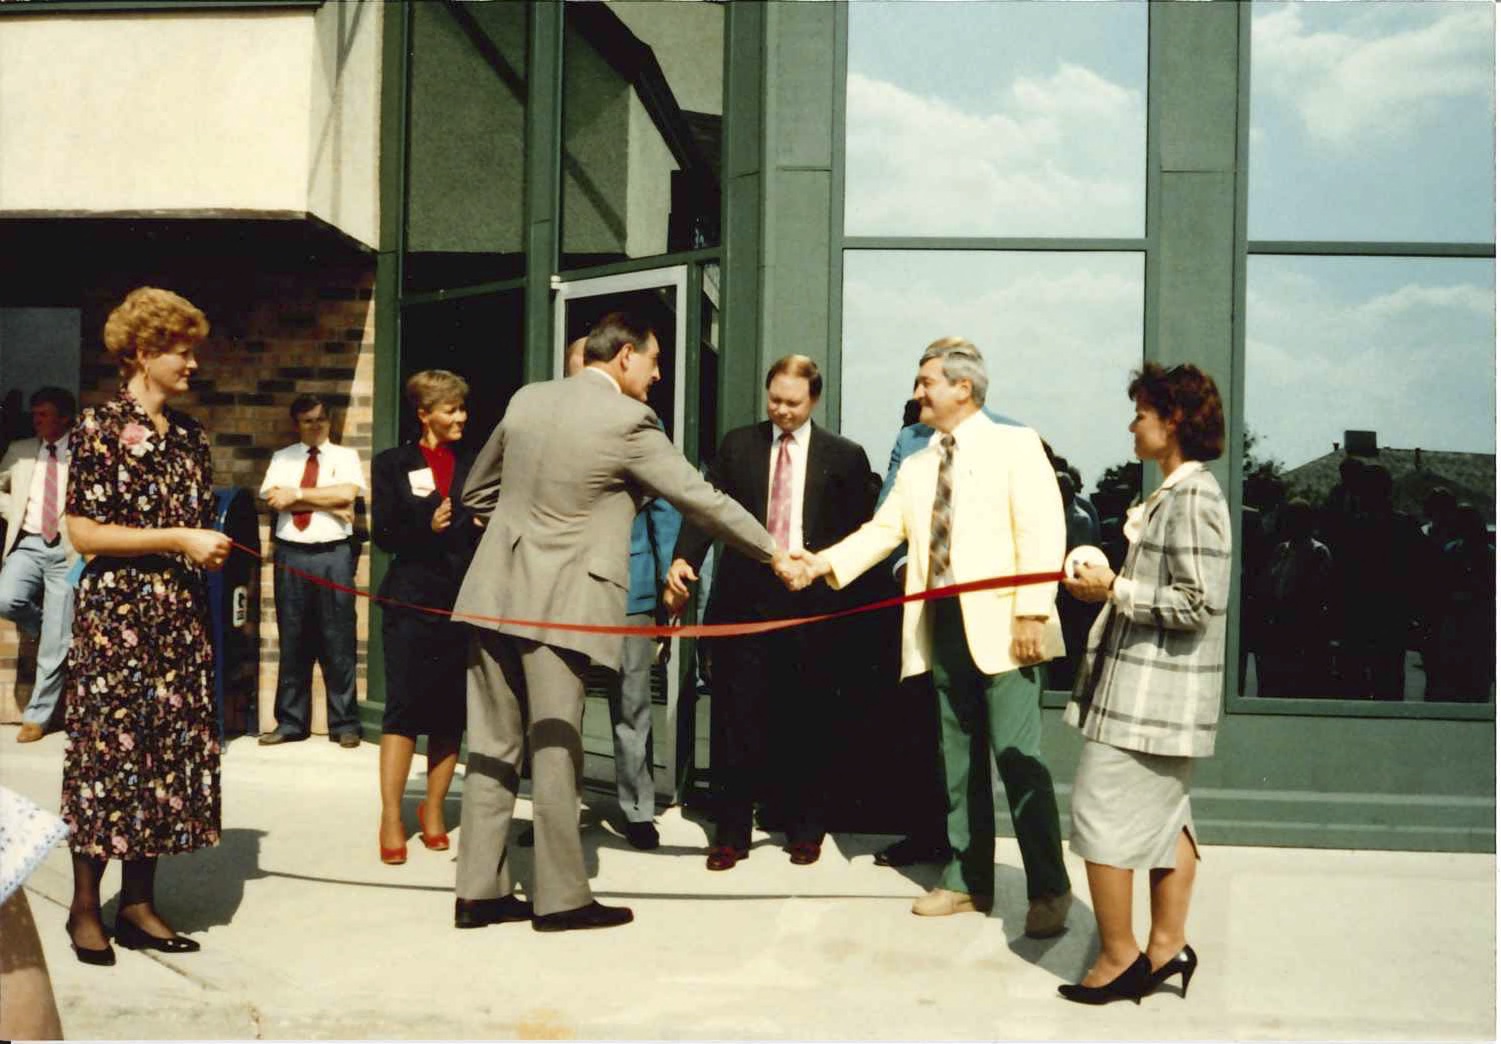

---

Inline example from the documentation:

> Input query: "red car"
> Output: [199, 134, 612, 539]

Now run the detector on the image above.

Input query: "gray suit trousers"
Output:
[608, 618, 656, 824]
[457, 630, 592, 916]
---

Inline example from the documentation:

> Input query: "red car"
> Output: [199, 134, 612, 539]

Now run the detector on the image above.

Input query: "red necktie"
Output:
[767, 432, 793, 549]
[40, 443, 60, 543]
[292, 446, 319, 531]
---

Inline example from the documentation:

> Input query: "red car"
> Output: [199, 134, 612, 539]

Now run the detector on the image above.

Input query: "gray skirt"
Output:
[1069, 739, 1199, 871]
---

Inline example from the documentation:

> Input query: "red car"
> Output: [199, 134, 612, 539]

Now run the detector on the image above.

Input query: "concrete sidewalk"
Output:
[3, 725, 1494, 1041]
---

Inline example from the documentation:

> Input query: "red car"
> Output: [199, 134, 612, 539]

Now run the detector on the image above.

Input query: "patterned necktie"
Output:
[927, 434, 956, 588]
[767, 432, 794, 548]
[40, 443, 60, 543]
[292, 445, 319, 531]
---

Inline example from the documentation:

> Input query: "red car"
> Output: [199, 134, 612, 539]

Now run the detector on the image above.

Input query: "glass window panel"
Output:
[1241, 256, 1495, 704]
[844, 1, 1146, 238]
[561, 2, 723, 269]
[1249, 2, 1496, 243]
[398, 289, 525, 451]
[404, 1, 528, 293]
[840, 250, 1145, 689]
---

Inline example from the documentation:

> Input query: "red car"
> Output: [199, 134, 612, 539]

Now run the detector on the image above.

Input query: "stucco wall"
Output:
[0, 8, 379, 248]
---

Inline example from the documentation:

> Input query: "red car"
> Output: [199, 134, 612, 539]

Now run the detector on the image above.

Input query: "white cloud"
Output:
[1253, 4, 1494, 148]
[844, 64, 1144, 237]
[1245, 260, 1495, 468]
[841, 254, 1144, 489]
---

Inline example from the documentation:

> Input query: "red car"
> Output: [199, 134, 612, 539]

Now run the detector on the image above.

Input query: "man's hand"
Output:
[1012, 616, 1048, 665]
[1061, 562, 1115, 604]
[774, 549, 831, 592]
[663, 558, 697, 616]
[430, 497, 453, 533]
[264, 487, 299, 512]
[330, 505, 355, 526]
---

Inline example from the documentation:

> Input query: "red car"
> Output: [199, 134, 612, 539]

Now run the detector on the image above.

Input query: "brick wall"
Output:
[1, 249, 379, 734]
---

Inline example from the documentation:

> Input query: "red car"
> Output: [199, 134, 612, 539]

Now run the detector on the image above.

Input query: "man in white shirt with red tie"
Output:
[0, 388, 79, 742]
[258, 394, 366, 747]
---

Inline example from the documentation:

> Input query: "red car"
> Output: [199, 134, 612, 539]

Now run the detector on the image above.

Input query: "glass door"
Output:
[552, 266, 690, 806]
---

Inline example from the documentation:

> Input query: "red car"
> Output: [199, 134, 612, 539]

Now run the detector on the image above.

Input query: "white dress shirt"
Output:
[260, 439, 366, 543]
[21, 434, 71, 535]
[765, 419, 811, 552]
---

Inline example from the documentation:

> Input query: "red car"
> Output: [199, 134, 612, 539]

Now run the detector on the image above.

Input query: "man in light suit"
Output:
[0, 388, 79, 742]
[452, 312, 786, 933]
[791, 338, 1074, 937]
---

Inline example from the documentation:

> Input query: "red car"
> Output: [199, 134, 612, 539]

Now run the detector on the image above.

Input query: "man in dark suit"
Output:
[665, 356, 874, 870]
[452, 312, 787, 933]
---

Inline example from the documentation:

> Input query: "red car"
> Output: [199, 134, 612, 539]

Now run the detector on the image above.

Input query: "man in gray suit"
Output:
[452, 311, 786, 933]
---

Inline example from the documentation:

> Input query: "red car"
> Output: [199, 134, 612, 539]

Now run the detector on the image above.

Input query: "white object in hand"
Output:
[1064, 545, 1109, 579]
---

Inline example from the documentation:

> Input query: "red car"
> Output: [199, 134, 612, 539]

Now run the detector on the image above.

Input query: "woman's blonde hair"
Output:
[102, 287, 209, 375]
[404, 369, 470, 414]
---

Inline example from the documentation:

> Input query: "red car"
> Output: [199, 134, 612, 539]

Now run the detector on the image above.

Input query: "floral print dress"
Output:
[62, 391, 221, 858]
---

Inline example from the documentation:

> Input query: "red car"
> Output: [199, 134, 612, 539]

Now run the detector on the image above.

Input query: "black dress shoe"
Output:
[66, 918, 115, 966]
[532, 901, 633, 933]
[1147, 944, 1199, 997]
[705, 844, 748, 871]
[624, 822, 660, 850]
[1058, 954, 1151, 1005]
[454, 895, 533, 929]
[874, 836, 949, 868]
[113, 917, 200, 954]
[336, 732, 362, 749]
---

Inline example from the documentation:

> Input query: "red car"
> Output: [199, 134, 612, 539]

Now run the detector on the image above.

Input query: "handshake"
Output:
[661, 549, 831, 616]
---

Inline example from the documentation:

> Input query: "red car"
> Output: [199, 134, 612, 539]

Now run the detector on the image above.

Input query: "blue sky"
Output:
[838, 0, 1495, 489]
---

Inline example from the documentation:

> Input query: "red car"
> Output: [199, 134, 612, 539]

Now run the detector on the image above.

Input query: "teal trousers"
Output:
[929, 599, 1070, 900]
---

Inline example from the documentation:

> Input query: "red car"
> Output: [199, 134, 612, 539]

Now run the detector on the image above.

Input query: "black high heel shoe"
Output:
[65, 916, 116, 967]
[1148, 944, 1198, 997]
[114, 915, 201, 954]
[1058, 953, 1150, 1005]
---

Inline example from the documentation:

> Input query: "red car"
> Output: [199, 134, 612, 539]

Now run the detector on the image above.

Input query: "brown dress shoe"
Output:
[16, 723, 45, 743]
[786, 841, 821, 865]
[1024, 891, 1073, 938]
[705, 845, 748, 871]
[911, 887, 993, 917]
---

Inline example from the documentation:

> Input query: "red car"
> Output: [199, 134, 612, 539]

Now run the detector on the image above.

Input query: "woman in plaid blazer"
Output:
[1056, 364, 1232, 1005]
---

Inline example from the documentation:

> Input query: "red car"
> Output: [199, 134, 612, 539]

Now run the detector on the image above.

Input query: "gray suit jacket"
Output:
[1, 437, 78, 563]
[454, 370, 776, 671]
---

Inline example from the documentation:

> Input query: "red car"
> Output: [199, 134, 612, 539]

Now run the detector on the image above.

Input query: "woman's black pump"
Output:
[1058, 953, 1151, 1005]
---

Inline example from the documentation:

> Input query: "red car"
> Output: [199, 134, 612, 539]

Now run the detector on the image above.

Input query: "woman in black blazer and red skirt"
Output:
[372, 370, 477, 864]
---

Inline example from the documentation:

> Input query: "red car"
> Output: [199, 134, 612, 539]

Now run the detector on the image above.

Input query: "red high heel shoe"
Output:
[379, 840, 407, 865]
[418, 801, 450, 851]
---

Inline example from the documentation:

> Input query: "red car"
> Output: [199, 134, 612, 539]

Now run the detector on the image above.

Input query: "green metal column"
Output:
[1143, 0, 1242, 493]
[758, 0, 840, 427]
[719, 0, 766, 437]
[364, 0, 412, 719]
[522, 1, 563, 385]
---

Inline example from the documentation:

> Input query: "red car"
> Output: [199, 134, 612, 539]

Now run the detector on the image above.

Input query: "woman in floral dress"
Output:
[62, 287, 231, 964]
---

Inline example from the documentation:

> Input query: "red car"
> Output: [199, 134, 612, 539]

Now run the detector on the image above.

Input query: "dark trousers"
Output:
[709, 624, 834, 850]
[271, 541, 359, 737]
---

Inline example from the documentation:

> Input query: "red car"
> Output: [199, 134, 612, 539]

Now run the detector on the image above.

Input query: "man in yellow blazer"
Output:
[793, 338, 1073, 937]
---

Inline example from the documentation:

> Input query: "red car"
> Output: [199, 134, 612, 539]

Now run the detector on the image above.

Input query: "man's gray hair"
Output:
[918, 336, 988, 407]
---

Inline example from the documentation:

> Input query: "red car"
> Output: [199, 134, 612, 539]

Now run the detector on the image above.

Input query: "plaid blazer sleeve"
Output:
[1065, 469, 1233, 758]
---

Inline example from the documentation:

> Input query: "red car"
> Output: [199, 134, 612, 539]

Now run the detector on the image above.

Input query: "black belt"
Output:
[15, 529, 61, 549]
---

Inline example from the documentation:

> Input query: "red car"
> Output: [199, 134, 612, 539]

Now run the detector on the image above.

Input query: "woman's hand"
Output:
[1062, 562, 1116, 604]
[430, 497, 453, 533]
[179, 529, 232, 571]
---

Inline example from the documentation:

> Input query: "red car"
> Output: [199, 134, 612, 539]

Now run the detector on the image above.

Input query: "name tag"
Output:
[407, 468, 436, 497]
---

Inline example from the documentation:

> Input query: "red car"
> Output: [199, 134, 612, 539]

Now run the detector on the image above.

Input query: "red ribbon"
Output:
[231, 540, 1062, 640]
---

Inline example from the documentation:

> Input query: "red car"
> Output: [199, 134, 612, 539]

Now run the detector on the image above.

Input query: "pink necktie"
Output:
[40, 443, 60, 543]
[768, 432, 793, 548]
